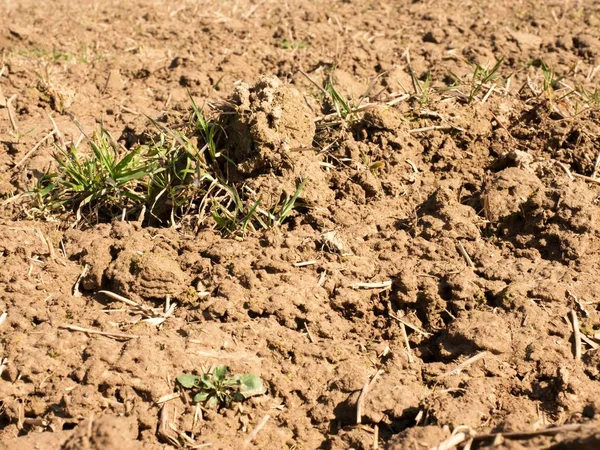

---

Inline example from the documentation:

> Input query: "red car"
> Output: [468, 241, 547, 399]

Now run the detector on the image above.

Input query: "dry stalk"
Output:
[572, 172, 600, 186]
[350, 280, 392, 290]
[0, 357, 8, 378]
[157, 403, 180, 447]
[593, 150, 600, 178]
[60, 324, 140, 340]
[472, 423, 589, 442]
[554, 160, 575, 180]
[98, 289, 156, 316]
[238, 414, 270, 450]
[429, 431, 469, 450]
[400, 322, 414, 363]
[389, 312, 432, 337]
[304, 322, 316, 343]
[157, 393, 181, 404]
[438, 351, 487, 379]
[294, 260, 318, 267]
[13, 130, 56, 169]
[72, 264, 89, 297]
[47, 112, 66, 150]
[6, 94, 18, 131]
[580, 333, 599, 350]
[570, 310, 582, 360]
[22, 417, 49, 427]
[409, 124, 465, 133]
[373, 425, 379, 449]
[456, 241, 475, 268]
[356, 369, 384, 424]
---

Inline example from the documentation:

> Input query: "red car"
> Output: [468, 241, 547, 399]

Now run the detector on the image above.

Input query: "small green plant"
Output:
[360, 151, 385, 176]
[578, 84, 600, 106]
[176, 365, 265, 409]
[273, 178, 307, 226]
[540, 60, 559, 96]
[34, 128, 153, 217]
[447, 58, 504, 104]
[324, 75, 353, 120]
[467, 58, 503, 104]
[408, 68, 432, 108]
[281, 40, 309, 50]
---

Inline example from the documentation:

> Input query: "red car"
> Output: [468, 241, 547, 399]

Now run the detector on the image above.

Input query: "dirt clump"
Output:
[61, 415, 144, 450]
[226, 75, 333, 209]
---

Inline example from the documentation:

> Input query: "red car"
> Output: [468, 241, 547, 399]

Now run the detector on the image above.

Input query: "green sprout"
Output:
[176, 365, 265, 409]
[409, 67, 432, 108]
[467, 58, 504, 104]
[324, 75, 352, 120]
[34, 128, 152, 216]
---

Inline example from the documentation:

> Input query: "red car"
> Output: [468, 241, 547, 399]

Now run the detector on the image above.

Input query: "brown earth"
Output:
[2, 0, 600, 449]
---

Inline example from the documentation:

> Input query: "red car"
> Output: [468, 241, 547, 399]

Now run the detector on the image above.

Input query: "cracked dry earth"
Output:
[2, 0, 600, 449]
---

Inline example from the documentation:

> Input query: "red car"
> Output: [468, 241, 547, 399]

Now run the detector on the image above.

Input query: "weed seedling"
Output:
[467, 58, 504, 104]
[281, 40, 309, 50]
[272, 178, 307, 226]
[324, 75, 353, 120]
[408, 68, 432, 108]
[447, 58, 504, 104]
[176, 365, 265, 409]
[35, 128, 153, 218]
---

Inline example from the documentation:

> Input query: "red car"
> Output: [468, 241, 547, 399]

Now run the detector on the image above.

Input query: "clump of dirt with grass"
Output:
[225, 75, 333, 210]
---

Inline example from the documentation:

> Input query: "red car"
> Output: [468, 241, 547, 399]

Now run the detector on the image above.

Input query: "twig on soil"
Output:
[554, 160, 575, 181]
[98, 290, 154, 314]
[0, 311, 7, 327]
[472, 423, 590, 442]
[456, 241, 475, 268]
[409, 125, 465, 134]
[304, 321, 316, 343]
[356, 369, 384, 424]
[350, 280, 392, 290]
[572, 172, 600, 186]
[34, 227, 56, 260]
[389, 312, 432, 337]
[294, 260, 318, 267]
[22, 417, 50, 428]
[47, 112, 66, 150]
[0, 357, 7, 378]
[13, 130, 56, 169]
[373, 425, 379, 449]
[570, 310, 582, 360]
[238, 414, 270, 450]
[158, 403, 181, 447]
[429, 427, 472, 450]
[72, 264, 89, 297]
[399, 322, 414, 364]
[60, 324, 140, 340]
[580, 333, 599, 350]
[567, 289, 589, 317]
[157, 392, 181, 404]
[438, 351, 487, 379]
[6, 94, 18, 132]
[317, 270, 327, 287]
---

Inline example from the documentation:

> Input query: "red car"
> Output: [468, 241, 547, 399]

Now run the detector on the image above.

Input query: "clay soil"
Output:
[2, 1, 600, 449]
